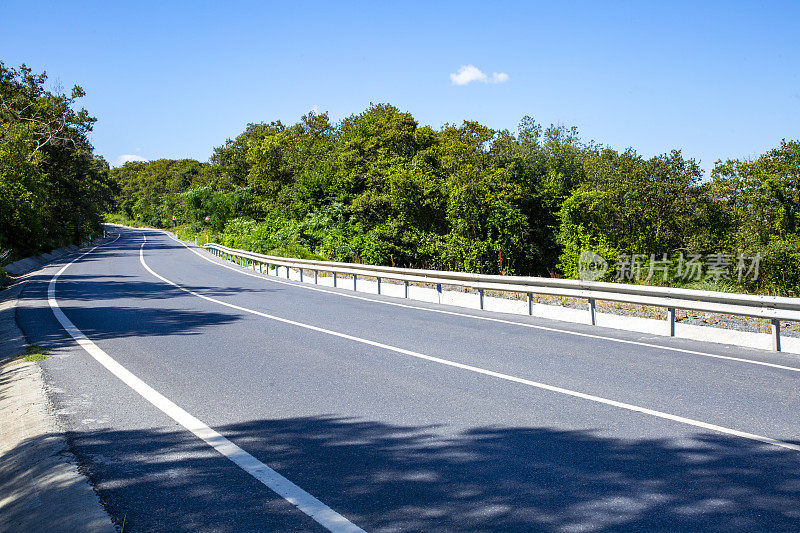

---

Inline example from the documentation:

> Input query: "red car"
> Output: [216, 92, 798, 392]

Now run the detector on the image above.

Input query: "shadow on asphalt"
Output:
[5, 416, 797, 532]
[15, 264, 286, 346]
[16, 273, 264, 345]
[10, 232, 800, 530]
[50, 274, 275, 301]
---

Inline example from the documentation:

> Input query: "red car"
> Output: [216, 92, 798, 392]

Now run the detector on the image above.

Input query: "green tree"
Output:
[711, 140, 800, 294]
[0, 61, 112, 259]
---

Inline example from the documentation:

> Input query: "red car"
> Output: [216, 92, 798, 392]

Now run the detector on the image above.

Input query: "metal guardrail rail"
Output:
[203, 242, 800, 352]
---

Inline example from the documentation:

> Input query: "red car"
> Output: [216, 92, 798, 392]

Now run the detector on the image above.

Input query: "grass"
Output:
[17, 344, 51, 362]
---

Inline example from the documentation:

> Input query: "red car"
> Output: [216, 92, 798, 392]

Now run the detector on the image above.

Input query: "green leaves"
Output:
[0, 61, 111, 259]
[105, 100, 800, 295]
[709, 140, 800, 294]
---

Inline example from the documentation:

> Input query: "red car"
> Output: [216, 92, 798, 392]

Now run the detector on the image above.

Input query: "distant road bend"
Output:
[16, 225, 800, 531]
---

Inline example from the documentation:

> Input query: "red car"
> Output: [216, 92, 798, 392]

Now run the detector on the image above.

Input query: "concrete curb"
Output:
[0, 248, 116, 532]
[4, 244, 85, 278]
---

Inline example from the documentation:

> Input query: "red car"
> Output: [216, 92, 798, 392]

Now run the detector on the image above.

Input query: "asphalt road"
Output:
[15, 226, 800, 532]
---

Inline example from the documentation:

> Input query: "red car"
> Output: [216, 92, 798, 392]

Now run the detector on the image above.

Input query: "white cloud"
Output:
[491, 72, 509, 83]
[113, 154, 148, 167]
[450, 65, 510, 86]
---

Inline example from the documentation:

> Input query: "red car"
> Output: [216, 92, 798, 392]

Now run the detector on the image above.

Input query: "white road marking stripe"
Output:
[140, 232, 800, 453]
[48, 236, 365, 533]
[156, 228, 800, 375]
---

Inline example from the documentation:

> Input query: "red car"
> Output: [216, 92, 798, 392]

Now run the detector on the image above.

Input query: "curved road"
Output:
[16, 226, 800, 531]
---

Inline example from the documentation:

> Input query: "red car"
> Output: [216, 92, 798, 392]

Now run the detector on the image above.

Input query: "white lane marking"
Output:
[49, 236, 365, 533]
[139, 233, 800, 453]
[151, 228, 800, 375]
[7, 237, 122, 286]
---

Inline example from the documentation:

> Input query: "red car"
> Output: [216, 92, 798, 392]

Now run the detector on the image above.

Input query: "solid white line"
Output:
[48, 236, 365, 533]
[154, 228, 800, 375]
[139, 233, 800, 453]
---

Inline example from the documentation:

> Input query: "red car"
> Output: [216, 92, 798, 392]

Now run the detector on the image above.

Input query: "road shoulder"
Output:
[0, 271, 115, 532]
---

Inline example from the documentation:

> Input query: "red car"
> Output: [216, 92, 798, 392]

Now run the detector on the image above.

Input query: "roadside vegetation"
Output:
[0, 62, 114, 265]
[16, 344, 51, 363]
[107, 104, 800, 296]
[3, 61, 795, 296]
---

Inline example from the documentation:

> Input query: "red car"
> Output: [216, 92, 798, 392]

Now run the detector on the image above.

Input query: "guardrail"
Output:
[203, 242, 800, 352]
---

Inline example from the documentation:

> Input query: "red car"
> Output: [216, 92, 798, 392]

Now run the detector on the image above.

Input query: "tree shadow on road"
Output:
[5, 415, 797, 532]
[49, 274, 276, 301]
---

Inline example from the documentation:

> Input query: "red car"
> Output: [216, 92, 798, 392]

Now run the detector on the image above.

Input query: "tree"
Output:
[0, 61, 112, 259]
[711, 140, 800, 294]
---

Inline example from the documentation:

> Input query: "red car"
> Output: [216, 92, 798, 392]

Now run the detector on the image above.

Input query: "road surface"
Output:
[15, 226, 800, 531]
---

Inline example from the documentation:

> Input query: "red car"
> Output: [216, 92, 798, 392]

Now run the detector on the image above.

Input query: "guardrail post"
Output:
[314, 270, 318, 284]
[377, 277, 381, 295]
[588, 298, 597, 326]
[404, 280, 409, 298]
[479, 289, 484, 310]
[299, 268, 304, 282]
[527, 293, 533, 315]
[353, 274, 357, 291]
[333, 272, 337, 287]
[772, 319, 782, 352]
[437, 283, 442, 304]
[668, 307, 676, 336]
[286, 266, 290, 279]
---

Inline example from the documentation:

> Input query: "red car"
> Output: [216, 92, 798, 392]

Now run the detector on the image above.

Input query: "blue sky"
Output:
[3, 1, 799, 175]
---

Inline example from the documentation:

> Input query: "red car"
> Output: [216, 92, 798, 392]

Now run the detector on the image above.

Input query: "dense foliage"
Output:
[0, 62, 113, 261]
[109, 104, 800, 296]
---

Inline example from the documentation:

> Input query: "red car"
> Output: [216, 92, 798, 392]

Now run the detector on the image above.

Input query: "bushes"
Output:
[751, 236, 800, 296]
[1, 62, 113, 260]
[105, 104, 800, 296]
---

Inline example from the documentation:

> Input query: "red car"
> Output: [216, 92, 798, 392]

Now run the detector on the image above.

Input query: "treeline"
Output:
[110, 104, 800, 296]
[0, 62, 114, 262]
